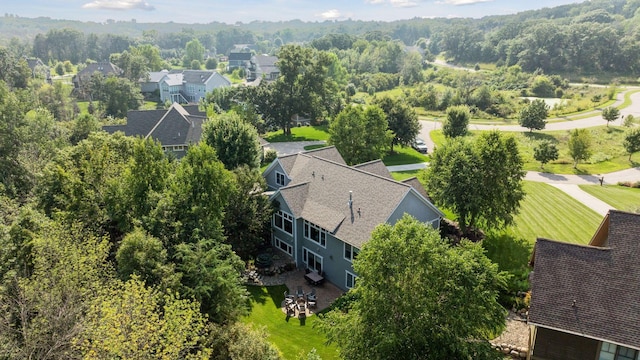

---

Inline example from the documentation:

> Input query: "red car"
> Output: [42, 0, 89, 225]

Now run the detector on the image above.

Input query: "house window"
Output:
[274, 210, 293, 235]
[344, 243, 359, 262]
[599, 342, 639, 360]
[303, 248, 322, 273]
[303, 220, 326, 247]
[275, 171, 286, 186]
[345, 271, 357, 289]
[274, 237, 293, 256]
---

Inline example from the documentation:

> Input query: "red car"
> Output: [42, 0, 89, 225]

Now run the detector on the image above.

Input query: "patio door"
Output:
[303, 248, 323, 273]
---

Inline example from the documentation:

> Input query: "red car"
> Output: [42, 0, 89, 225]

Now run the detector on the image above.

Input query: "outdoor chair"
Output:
[284, 290, 295, 300]
[306, 288, 316, 301]
[296, 286, 304, 298]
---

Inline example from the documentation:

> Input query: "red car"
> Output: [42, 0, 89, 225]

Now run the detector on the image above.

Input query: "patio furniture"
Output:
[284, 290, 295, 300]
[304, 271, 324, 286]
[296, 286, 304, 298]
[306, 288, 316, 301]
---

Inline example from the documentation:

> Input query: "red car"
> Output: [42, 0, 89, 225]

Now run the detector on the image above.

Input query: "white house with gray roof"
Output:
[263, 146, 443, 290]
[140, 69, 231, 104]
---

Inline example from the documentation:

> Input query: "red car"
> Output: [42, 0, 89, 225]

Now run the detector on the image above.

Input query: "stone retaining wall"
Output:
[490, 342, 528, 359]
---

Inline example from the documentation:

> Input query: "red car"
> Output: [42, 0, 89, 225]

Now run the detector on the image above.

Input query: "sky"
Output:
[4, 0, 587, 24]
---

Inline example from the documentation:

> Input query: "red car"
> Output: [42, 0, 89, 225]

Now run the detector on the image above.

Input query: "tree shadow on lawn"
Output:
[246, 284, 288, 311]
[522, 132, 558, 143]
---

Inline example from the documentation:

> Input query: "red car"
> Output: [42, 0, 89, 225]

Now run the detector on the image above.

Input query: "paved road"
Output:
[416, 87, 640, 214]
[267, 88, 640, 215]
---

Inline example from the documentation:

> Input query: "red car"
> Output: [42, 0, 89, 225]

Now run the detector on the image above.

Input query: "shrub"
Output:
[263, 149, 277, 165]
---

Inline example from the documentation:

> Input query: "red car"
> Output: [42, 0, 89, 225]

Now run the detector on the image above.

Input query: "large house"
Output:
[227, 51, 252, 72]
[140, 69, 231, 104]
[25, 57, 51, 83]
[528, 210, 640, 360]
[248, 55, 279, 81]
[102, 103, 206, 158]
[263, 146, 443, 290]
[73, 61, 122, 90]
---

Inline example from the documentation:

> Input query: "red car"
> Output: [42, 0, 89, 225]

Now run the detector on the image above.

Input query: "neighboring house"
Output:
[102, 102, 206, 158]
[263, 146, 444, 290]
[227, 51, 252, 71]
[140, 70, 231, 104]
[25, 57, 51, 83]
[528, 210, 640, 360]
[73, 61, 122, 90]
[248, 55, 279, 81]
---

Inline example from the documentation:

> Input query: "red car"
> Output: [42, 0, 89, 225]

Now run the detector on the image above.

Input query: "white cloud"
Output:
[82, 0, 155, 11]
[318, 9, 341, 19]
[390, 0, 418, 7]
[435, 0, 493, 5]
[365, 0, 418, 7]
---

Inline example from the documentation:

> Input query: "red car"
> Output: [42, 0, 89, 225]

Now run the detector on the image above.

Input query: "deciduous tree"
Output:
[75, 277, 211, 359]
[623, 127, 640, 161]
[328, 105, 392, 165]
[319, 215, 506, 360]
[442, 105, 470, 138]
[568, 128, 592, 168]
[423, 131, 525, 233]
[533, 140, 559, 169]
[371, 96, 419, 152]
[202, 112, 261, 170]
[519, 99, 549, 132]
[602, 106, 620, 127]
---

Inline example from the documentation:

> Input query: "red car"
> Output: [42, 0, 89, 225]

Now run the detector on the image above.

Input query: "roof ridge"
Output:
[309, 155, 412, 189]
[145, 105, 191, 139]
[353, 159, 384, 167]
[536, 237, 612, 250]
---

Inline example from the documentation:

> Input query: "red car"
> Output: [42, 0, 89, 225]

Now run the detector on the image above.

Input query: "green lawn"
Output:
[263, 126, 330, 142]
[431, 127, 637, 175]
[390, 169, 422, 181]
[242, 285, 338, 360]
[578, 184, 640, 213]
[382, 145, 429, 166]
[508, 181, 602, 245]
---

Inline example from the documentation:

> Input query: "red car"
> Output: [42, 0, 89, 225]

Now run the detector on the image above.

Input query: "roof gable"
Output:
[102, 103, 207, 146]
[353, 159, 393, 179]
[529, 210, 640, 349]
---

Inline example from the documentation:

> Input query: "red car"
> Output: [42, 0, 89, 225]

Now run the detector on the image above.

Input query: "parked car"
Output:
[412, 138, 428, 153]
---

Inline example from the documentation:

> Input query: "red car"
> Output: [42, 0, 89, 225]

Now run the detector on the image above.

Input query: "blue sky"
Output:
[5, 0, 587, 24]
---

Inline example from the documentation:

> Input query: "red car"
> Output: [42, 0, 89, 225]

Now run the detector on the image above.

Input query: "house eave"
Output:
[529, 322, 640, 351]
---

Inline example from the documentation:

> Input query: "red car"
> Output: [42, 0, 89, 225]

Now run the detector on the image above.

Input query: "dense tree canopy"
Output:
[424, 131, 525, 233]
[202, 112, 262, 170]
[320, 215, 506, 360]
[329, 104, 392, 165]
[372, 95, 419, 152]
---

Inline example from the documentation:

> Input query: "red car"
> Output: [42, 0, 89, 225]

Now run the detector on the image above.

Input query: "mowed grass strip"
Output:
[510, 181, 602, 245]
[242, 285, 338, 360]
[578, 184, 640, 213]
[382, 145, 429, 166]
[263, 126, 330, 142]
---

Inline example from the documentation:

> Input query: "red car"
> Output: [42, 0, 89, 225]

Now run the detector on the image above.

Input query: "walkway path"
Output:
[549, 184, 613, 216]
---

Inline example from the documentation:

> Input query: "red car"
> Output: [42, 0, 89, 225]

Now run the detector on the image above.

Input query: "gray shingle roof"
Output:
[353, 159, 393, 179]
[229, 52, 252, 61]
[277, 152, 419, 248]
[529, 210, 640, 349]
[102, 103, 206, 146]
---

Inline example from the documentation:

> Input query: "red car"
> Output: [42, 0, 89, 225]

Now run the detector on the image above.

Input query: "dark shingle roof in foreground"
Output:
[529, 210, 640, 349]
